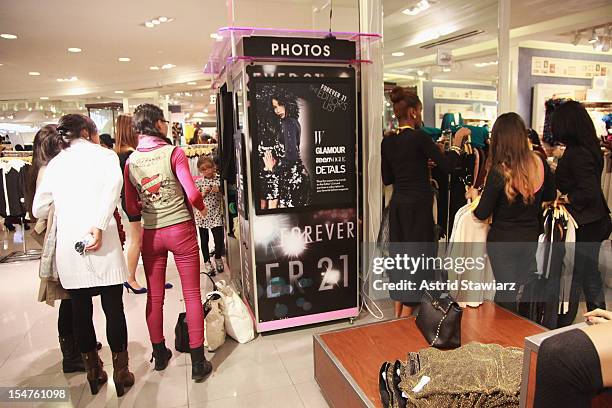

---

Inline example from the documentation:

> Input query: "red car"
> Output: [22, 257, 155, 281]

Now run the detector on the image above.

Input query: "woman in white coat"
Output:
[33, 114, 134, 397]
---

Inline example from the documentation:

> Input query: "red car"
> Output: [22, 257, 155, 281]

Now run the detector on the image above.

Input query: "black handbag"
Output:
[415, 291, 462, 349]
[174, 273, 220, 353]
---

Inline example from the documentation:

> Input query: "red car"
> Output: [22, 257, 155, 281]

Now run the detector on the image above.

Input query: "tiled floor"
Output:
[0, 227, 395, 408]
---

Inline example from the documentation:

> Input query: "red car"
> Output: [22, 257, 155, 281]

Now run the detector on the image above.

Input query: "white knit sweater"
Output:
[33, 139, 127, 289]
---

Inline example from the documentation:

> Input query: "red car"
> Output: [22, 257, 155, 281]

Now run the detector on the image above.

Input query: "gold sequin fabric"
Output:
[398, 342, 523, 408]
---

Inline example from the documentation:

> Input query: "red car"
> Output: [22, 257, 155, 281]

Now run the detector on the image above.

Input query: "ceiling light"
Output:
[588, 29, 598, 44]
[391, 52, 405, 57]
[149, 66, 160, 70]
[159, 16, 168, 22]
[210, 33, 220, 39]
[0, 34, 17, 40]
[204, 108, 209, 113]
[145, 21, 155, 28]
[67, 47, 82, 53]
[57, 76, 78, 82]
[28, 71, 40, 76]
[417, 70, 424, 76]
[40, 97, 49, 100]
[115, 91, 124, 94]
[118, 57, 131, 62]
[152, 19, 160, 25]
[161, 63, 175, 69]
[187, 81, 197, 85]
[442, 67, 451, 72]
[402, 0, 431, 16]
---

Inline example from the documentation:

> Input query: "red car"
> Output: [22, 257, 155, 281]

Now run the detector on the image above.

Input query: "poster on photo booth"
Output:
[253, 208, 358, 323]
[234, 131, 255, 312]
[247, 65, 357, 215]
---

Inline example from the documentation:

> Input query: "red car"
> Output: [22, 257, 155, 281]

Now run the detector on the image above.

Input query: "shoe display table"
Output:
[313, 302, 544, 408]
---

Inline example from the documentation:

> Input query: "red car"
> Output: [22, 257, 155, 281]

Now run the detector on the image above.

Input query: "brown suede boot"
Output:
[81, 350, 108, 395]
[112, 351, 135, 397]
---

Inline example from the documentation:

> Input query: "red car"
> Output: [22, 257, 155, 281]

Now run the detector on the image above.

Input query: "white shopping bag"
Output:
[216, 280, 255, 344]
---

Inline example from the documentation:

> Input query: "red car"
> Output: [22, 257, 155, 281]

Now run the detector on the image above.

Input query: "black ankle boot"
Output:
[58, 336, 86, 373]
[150, 341, 172, 371]
[189, 346, 212, 382]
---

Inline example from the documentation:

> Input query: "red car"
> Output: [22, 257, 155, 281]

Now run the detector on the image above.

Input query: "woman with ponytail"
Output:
[381, 87, 465, 318]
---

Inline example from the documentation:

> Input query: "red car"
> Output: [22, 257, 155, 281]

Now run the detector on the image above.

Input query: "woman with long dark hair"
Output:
[469, 113, 555, 311]
[382, 86, 464, 318]
[32, 114, 134, 396]
[26, 125, 89, 374]
[124, 104, 212, 382]
[257, 86, 311, 209]
[553, 101, 611, 326]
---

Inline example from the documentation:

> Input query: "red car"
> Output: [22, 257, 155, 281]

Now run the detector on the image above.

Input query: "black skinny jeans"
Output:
[535, 329, 603, 408]
[558, 217, 611, 327]
[198, 226, 225, 263]
[67, 284, 127, 353]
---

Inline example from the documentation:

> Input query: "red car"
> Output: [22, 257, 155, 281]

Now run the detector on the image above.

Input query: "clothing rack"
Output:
[0, 154, 40, 263]
[1, 217, 41, 263]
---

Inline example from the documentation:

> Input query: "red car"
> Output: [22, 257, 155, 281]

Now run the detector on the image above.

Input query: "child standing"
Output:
[195, 156, 225, 276]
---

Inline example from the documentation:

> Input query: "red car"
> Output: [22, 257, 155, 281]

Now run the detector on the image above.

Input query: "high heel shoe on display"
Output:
[123, 282, 147, 294]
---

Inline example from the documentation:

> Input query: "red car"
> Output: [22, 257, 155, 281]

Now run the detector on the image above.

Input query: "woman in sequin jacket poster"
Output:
[257, 86, 311, 210]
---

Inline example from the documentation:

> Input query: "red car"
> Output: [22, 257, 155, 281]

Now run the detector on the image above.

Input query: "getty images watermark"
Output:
[370, 254, 517, 292]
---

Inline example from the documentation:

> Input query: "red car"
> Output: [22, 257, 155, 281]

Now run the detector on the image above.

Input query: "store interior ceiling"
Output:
[1, 0, 611, 130]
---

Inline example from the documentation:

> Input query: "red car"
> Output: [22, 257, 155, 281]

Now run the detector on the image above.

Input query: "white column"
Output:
[360, 0, 386, 303]
[122, 97, 129, 114]
[359, 0, 384, 246]
[497, 0, 511, 114]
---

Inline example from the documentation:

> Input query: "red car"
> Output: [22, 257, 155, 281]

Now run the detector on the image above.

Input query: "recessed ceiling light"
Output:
[118, 57, 131, 62]
[402, 0, 431, 16]
[150, 66, 160, 70]
[204, 108, 209, 113]
[115, 90, 124, 94]
[187, 81, 197, 85]
[145, 21, 155, 28]
[391, 52, 405, 57]
[1, 33, 17, 40]
[159, 16, 168, 23]
[161, 63, 175, 69]
[67, 47, 82, 53]
[40, 96, 49, 100]
[442, 67, 451, 72]
[152, 19, 160, 25]
[417, 70, 424, 76]
[28, 71, 41, 76]
[57, 76, 78, 82]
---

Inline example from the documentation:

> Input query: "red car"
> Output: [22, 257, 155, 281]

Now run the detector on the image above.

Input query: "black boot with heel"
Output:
[190, 346, 212, 382]
[150, 341, 172, 371]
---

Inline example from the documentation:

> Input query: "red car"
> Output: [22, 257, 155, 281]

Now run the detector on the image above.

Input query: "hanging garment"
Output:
[396, 342, 523, 408]
[533, 205, 577, 328]
[447, 203, 495, 306]
[0, 160, 29, 218]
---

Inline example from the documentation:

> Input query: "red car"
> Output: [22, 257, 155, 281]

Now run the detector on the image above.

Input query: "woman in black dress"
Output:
[553, 101, 611, 326]
[468, 113, 555, 313]
[381, 87, 464, 318]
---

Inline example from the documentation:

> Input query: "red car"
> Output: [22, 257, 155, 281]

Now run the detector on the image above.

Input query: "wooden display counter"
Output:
[313, 302, 543, 408]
